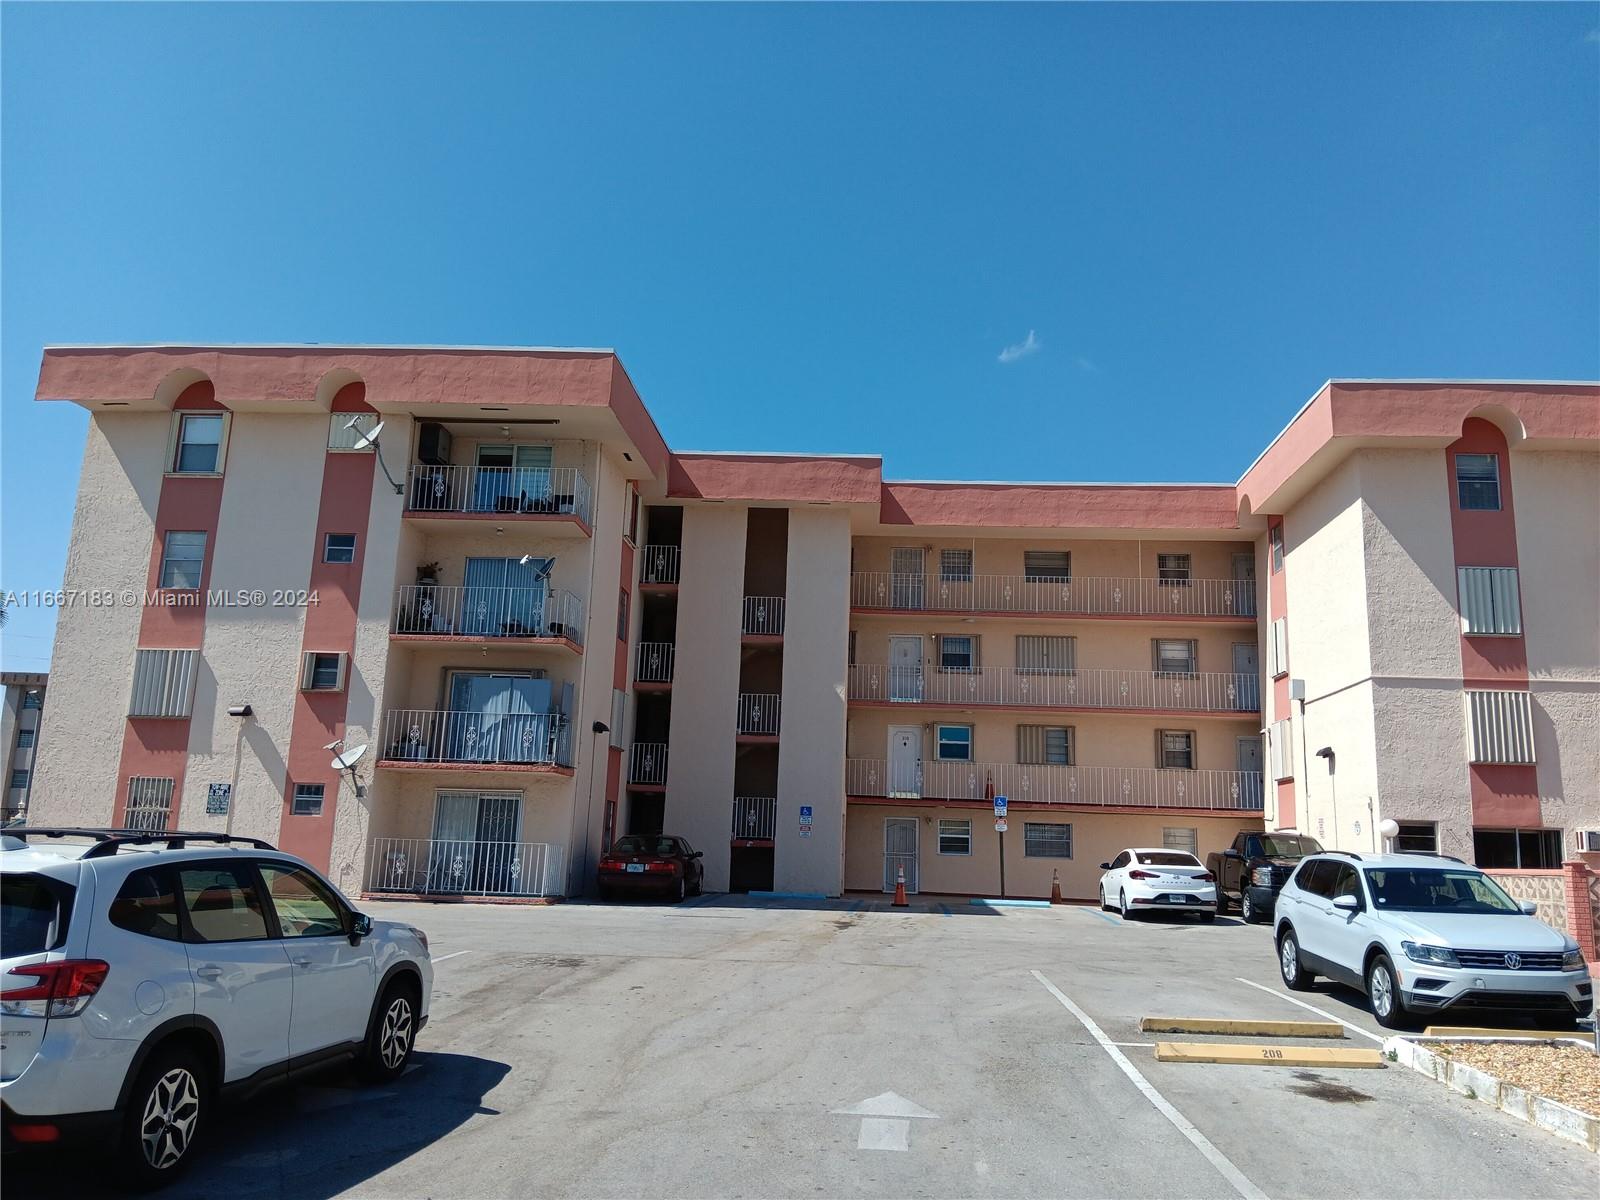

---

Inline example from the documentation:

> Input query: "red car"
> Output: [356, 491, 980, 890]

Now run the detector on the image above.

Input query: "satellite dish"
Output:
[331, 743, 368, 772]
[351, 420, 385, 451]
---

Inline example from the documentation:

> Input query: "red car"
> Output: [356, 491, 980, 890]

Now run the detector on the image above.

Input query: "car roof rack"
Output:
[6, 827, 277, 858]
[1320, 849, 1363, 861]
[1396, 850, 1466, 864]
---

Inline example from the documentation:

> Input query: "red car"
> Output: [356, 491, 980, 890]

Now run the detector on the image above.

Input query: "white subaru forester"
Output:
[1, 828, 433, 1188]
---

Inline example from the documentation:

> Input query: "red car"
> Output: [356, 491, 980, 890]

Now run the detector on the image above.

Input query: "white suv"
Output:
[1, 828, 433, 1187]
[1273, 851, 1592, 1029]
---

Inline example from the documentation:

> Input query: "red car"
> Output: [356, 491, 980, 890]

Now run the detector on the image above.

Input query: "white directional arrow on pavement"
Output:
[831, 1091, 940, 1152]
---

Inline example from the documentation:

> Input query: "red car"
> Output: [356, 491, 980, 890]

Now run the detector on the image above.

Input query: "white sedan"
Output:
[1099, 847, 1217, 922]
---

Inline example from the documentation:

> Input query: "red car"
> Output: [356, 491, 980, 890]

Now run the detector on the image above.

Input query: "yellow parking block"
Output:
[1421, 1026, 1580, 1040]
[1139, 1017, 1345, 1039]
[1155, 1041, 1385, 1068]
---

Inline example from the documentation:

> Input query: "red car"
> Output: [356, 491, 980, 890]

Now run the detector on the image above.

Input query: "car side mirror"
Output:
[1224, 849, 1241, 858]
[349, 912, 373, 943]
[1099, 862, 1111, 871]
[1332, 894, 1360, 912]
[1517, 900, 1538, 916]
[691, 850, 704, 859]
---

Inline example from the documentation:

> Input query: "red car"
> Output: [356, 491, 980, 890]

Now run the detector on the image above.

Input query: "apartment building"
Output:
[27, 348, 1599, 903]
[1, 672, 47, 820]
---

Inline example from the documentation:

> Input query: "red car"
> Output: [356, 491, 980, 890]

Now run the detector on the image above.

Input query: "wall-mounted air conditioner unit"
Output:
[1576, 830, 1600, 852]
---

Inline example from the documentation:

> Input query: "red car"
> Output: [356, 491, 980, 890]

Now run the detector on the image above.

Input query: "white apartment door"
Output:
[1232, 552, 1257, 617]
[1231, 642, 1260, 712]
[889, 636, 924, 702]
[883, 817, 919, 893]
[890, 547, 926, 610]
[888, 727, 922, 799]
[1236, 736, 1263, 808]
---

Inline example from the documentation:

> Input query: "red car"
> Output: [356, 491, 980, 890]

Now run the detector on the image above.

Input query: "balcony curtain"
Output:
[473, 444, 554, 512]
[462, 556, 549, 636]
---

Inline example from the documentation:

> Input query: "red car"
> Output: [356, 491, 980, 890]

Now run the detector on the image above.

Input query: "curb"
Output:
[1384, 1036, 1600, 1153]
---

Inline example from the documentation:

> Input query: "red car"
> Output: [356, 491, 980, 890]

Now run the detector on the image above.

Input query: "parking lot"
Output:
[11, 895, 1596, 1199]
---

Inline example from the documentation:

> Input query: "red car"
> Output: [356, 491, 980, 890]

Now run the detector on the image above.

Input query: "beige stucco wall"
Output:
[773, 508, 851, 894]
[843, 804, 1249, 900]
[662, 505, 747, 890]
[29, 415, 167, 825]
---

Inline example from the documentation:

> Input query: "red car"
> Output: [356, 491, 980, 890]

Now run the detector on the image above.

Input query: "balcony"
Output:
[378, 710, 573, 770]
[366, 836, 565, 899]
[848, 665, 1260, 714]
[737, 693, 781, 737]
[635, 642, 675, 687]
[392, 586, 584, 646]
[640, 545, 681, 586]
[846, 759, 1264, 811]
[850, 572, 1256, 620]
[405, 465, 593, 530]
[629, 742, 669, 787]
[742, 596, 785, 638]
[732, 796, 777, 840]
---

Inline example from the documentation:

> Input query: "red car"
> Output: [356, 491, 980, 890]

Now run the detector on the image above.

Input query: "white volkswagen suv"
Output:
[1273, 851, 1592, 1029]
[1, 828, 433, 1187]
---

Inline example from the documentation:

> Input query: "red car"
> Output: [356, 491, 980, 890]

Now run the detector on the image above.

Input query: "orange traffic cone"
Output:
[892, 865, 909, 907]
[1050, 868, 1064, 905]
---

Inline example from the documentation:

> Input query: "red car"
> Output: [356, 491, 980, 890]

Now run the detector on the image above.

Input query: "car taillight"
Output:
[1196, 872, 1215, 883]
[1128, 870, 1157, 880]
[598, 857, 622, 871]
[1, 960, 110, 1018]
[644, 860, 679, 873]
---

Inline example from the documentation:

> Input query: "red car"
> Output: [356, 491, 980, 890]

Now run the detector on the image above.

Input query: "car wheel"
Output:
[1198, 911, 1216, 924]
[1119, 890, 1136, 920]
[1278, 928, 1314, 991]
[359, 979, 419, 1083]
[674, 876, 687, 903]
[116, 1043, 208, 1188]
[1098, 887, 1110, 912]
[1241, 891, 1258, 924]
[1214, 889, 1230, 916]
[1366, 954, 1414, 1030]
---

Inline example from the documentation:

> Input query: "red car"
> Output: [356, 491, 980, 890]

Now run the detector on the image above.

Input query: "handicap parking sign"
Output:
[993, 794, 1007, 817]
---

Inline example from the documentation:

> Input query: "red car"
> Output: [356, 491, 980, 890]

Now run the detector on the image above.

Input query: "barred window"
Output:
[1016, 635, 1075, 674]
[1024, 822, 1072, 858]
[938, 819, 972, 855]
[1153, 639, 1198, 676]
[1157, 553, 1192, 585]
[1158, 730, 1196, 770]
[940, 549, 973, 583]
[1018, 724, 1072, 765]
[1023, 550, 1071, 582]
[1163, 827, 1199, 856]
[125, 776, 175, 831]
[938, 636, 975, 671]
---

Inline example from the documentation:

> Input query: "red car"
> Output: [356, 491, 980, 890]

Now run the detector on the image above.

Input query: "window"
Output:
[129, 648, 198, 717]
[627, 489, 641, 545]
[1018, 725, 1073, 765]
[21, 690, 42, 710]
[1366, 867, 1520, 913]
[177, 864, 270, 943]
[291, 783, 325, 816]
[1455, 453, 1501, 511]
[938, 819, 972, 855]
[938, 636, 975, 671]
[1267, 719, 1292, 781]
[125, 776, 175, 831]
[260, 863, 346, 937]
[159, 531, 207, 589]
[610, 689, 626, 749]
[328, 412, 378, 450]
[940, 549, 973, 583]
[300, 652, 347, 692]
[1158, 730, 1195, 770]
[1269, 523, 1284, 574]
[1466, 690, 1535, 764]
[323, 533, 357, 564]
[1394, 822, 1438, 854]
[109, 868, 181, 941]
[1153, 639, 1198, 676]
[1016, 635, 1075, 674]
[848, 630, 856, 667]
[9, 770, 29, 790]
[1024, 822, 1072, 858]
[1023, 550, 1071, 582]
[1268, 618, 1288, 677]
[1163, 827, 1199, 856]
[1, 875, 67, 957]
[16, 729, 34, 749]
[617, 588, 630, 642]
[173, 413, 225, 474]
[1328, 862, 1362, 903]
[1457, 567, 1521, 635]
[936, 724, 973, 761]
[1473, 827, 1562, 870]
[1157, 553, 1192, 586]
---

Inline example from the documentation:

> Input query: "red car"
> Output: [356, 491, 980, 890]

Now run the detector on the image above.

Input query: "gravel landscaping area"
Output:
[1435, 1042, 1600, 1117]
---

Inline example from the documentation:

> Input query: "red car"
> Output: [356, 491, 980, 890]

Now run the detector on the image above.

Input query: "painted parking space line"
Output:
[1032, 970, 1269, 1200]
[1075, 905, 1122, 926]
[1233, 978, 1383, 1045]
[432, 950, 473, 964]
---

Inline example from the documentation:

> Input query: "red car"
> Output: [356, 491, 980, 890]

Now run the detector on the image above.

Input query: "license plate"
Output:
[1159, 894, 1196, 904]
[626, 863, 645, 873]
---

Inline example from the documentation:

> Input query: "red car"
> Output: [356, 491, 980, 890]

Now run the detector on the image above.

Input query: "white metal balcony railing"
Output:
[847, 665, 1260, 713]
[847, 759, 1266, 811]
[737, 693, 781, 736]
[640, 545, 681, 585]
[742, 596, 785, 637]
[732, 796, 777, 840]
[635, 642, 675, 684]
[392, 586, 585, 643]
[850, 571, 1256, 619]
[406, 465, 593, 525]
[629, 742, 669, 786]
[380, 709, 573, 767]
[366, 836, 565, 898]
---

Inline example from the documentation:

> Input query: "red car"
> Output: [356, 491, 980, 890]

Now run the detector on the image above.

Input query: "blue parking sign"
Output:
[993, 795, 1007, 817]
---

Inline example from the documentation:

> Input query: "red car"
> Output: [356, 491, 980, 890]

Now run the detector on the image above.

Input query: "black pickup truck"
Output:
[1207, 831, 1325, 923]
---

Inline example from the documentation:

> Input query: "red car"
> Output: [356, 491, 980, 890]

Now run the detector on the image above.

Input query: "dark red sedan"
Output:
[597, 835, 705, 902]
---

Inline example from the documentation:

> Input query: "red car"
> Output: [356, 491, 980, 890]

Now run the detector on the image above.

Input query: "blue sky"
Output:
[3, 3, 1597, 670]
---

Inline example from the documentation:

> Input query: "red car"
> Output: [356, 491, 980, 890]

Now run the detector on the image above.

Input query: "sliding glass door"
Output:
[429, 790, 523, 894]
[473, 444, 555, 512]
[462, 556, 549, 636]
[446, 672, 552, 762]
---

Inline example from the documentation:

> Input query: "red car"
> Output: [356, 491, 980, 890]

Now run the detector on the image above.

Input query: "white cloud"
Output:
[997, 330, 1041, 364]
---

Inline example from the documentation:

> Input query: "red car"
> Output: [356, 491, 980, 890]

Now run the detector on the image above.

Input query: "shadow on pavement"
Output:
[1292, 979, 1593, 1035]
[4, 1051, 510, 1200]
